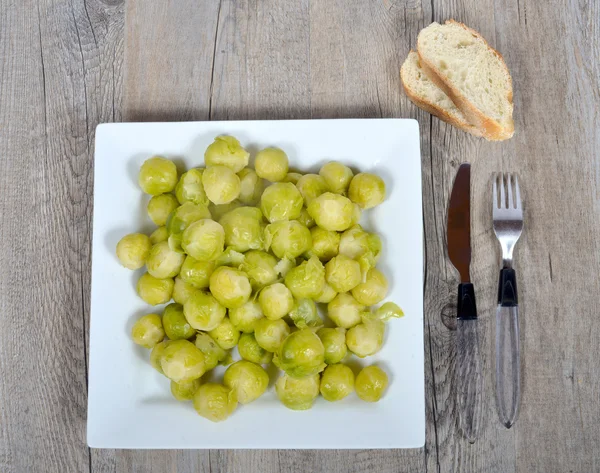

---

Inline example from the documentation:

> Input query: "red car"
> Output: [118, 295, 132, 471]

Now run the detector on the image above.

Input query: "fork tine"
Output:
[514, 175, 521, 209]
[507, 174, 514, 209]
[500, 173, 506, 208]
[493, 173, 498, 209]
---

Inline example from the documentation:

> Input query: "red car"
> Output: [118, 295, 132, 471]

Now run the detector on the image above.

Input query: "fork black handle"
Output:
[457, 283, 477, 320]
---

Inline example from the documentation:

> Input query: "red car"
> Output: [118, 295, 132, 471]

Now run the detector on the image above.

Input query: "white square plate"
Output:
[88, 119, 424, 449]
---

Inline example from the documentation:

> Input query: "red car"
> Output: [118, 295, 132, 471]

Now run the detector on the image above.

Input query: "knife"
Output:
[447, 163, 483, 443]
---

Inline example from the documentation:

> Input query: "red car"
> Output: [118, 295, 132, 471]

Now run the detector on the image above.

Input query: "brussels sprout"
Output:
[355, 365, 389, 402]
[350, 203, 362, 227]
[324, 254, 362, 293]
[346, 320, 385, 358]
[208, 317, 240, 350]
[275, 329, 326, 378]
[319, 162, 354, 195]
[193, 383, 238, 422]
[116, 233, 152, 270]
[258, 283, 294, 320]
[150, 340, 171, 374]
[172, 276, 196, 305]
[146, 241, 185, 279]
[149, 226, 169, 245]
[136, 273, 174, 305]
[147, 193, 179, 226]
[320, 364, 355, 401]
[162, 303, 195, 340]
[314, 282, 337, 304]
[254, 147, 289, 182]
[274, 257, 296, 277]
[202, 165, 241, 205]
[327, 293, 363, 328]
[265, 220, 312, 260]
[238, 333, 273, 364]
[171, 378, 202, 401]
[219, 207, 265, 252]
[374, 302, 405, 321]
[175, 168, 209, 206]
[166, 202, 212, 236]
[131, 314, 165, 349]
[308, 227, 340, 262]
[229, 300, 264, 333]
[284, 255, 325, 299]
[160, 339, 206, 383]
[282, 172, 303, 184]
[195, 332, 230, 370]
[260, 182, 303, 223]
[183, 290, 226, 331]
[239, 250, 278, 290]
[348, 173, 386, 209]
[296, 208, 315, 228]
[209, 266, 252, 309]
[214, 247, 246, 268]
[208, 200, 243, 222]
[296, 174, 328, 205]
[351, 268, 388, 305]
[275, 373, 320, 410]
[237, 168, 264, 205]
[180, 256, 215, 289]
[289, 298, 322, 329]
[204, 135, 250, 173]
[138, 156, 178, 195]
[181, 219, 225, 261]
[338, 225, 382, 261]
[307, 192, 356, 232]
[254, 318, 291, 352]
[317, 327, 347, 364]
[224, 360, 269, 404]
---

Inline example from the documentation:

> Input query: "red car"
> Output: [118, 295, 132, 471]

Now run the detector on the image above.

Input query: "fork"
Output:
[492, 173, 524, 428]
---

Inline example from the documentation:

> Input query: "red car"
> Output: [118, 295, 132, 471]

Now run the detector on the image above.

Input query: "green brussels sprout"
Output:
[183, 290, 226, 331]
[194, 332, 230, 370]
[224, 360, 269, 404]
[166, 202, 212, 236]
[238, 333, 273, 364]
[289, 298, 322, 329]
[314, 282, 337, 304]
[160, 339, 206, 383]
[204, 136, 250, 173]
[258, 283, 294, 320]
[282, 172, 303, 184]
[275, 329, 326, 378]
[162, 303, 195, 340]
[355, 365, 389, 402]
[307, 192, 356, 232]
[131, 314, 165, 348]
[149, 226, 169, 245]
[351, 268, 388, 306]
[327, 293, 363, 328]
[172, 276, 196, 305]
[284, 255, 325, 299]
[146, 241, 185, 279]
[202, 165, 241, 205]
[180, 256, 215, 289]
[219, 206, 265, 252]
[265, 220, 312, 259]
[150, 340, 171, 374]
[175, 168, 209, 206]
[260, 182, 304, 223]
[208, 200, 243, 222]
[208, 317, 240, 350]
[275, 373, 320, 410]
[209, 266, 252, 309]
[348, 172, 386, 209]
[296, 208, 315, 228]
[239, 250, 278, 290]
[346, 320, 385, 358]
[171, 378, 202, 401]
[317, 327, 347, 364]
[374, 302, 405, 321]
[214, 247, 245, 268]
[147, 193, 179, 226]
[320, 364, 355, 401]
[338, 225, 382, 261]
[229, 301, 264, 333]
[116, 233, 152, 270]
[319, 161, 354, 195]
[296, 174, 328, 205]
[237, 168, 264, 205]
[324, 254, 362, 293]
[254, 318, 291, 352]
[193, 383, 238, 422]
[308, 227, 340, 262]
[138, 156, 178, 195]
[255, 147, 289, 182]
[136, 273, 174, 305]
[181, 219, 225, 261]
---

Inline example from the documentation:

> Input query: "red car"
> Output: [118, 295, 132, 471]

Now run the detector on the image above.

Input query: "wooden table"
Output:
[1, 1, 599, 472]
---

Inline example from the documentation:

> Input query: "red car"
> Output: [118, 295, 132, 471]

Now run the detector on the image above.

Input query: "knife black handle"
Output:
[457, 283, 477, 320]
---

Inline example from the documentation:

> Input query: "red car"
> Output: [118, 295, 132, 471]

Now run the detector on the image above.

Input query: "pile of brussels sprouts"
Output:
[118, 135, 404, 422]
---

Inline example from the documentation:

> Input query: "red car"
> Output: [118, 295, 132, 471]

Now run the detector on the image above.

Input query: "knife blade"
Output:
[447, 163, 482, 443]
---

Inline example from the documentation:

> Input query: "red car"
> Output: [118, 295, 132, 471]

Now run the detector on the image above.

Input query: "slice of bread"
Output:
[401, 51, 483, 138]
[417, 20, 514, 141]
